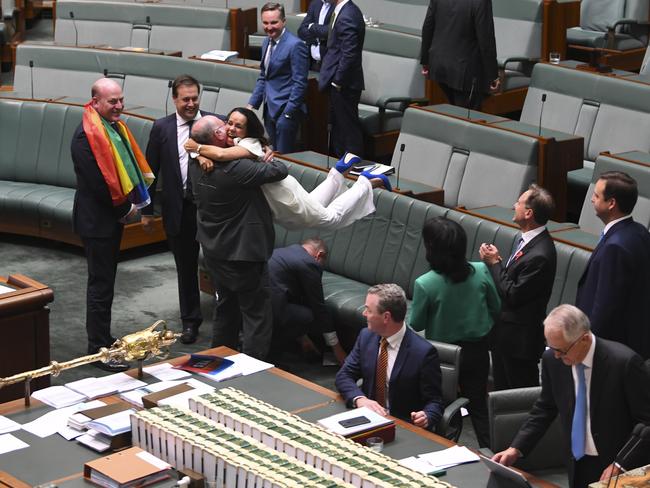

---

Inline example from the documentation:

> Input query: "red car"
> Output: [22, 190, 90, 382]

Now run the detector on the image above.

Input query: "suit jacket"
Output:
[576, 218, 650, 359]
[512, 338, 650, 473]
[318, 0, 365, 92]
[189, 156, 287, 262]
[489, 229, 557, 360]
[298, 0, 334, 61]
[420, 0, 498, 93]
[268, 244, 332, 331]
[142, 111, 218, 236]
[335, 327, 444, 430]
[249, 30, 309, 120]
[71, 124, 132, 238]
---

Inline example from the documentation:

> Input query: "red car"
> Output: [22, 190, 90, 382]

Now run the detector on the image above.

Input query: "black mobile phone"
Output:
[338, 416, 371, 428]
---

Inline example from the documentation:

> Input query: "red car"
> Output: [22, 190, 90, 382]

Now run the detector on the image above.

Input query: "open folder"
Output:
[84, 446, 171, 488]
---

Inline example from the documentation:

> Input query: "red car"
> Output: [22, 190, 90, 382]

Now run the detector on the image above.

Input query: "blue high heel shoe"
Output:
[335, 152, 361, 173]
[360, 170, 393, 192]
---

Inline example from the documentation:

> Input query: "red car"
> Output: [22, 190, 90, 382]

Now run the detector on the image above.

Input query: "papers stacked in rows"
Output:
[184, 387, 451, 487]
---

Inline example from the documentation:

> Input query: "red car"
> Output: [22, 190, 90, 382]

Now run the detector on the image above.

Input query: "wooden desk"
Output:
[0, 346, 559, 487]
[280, 151, 445, 205]
[0, 275, 53, 403]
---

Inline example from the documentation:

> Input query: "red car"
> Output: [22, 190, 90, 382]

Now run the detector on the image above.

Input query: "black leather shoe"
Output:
[180, 326, 199, 344]
[94, 358, 129, 373]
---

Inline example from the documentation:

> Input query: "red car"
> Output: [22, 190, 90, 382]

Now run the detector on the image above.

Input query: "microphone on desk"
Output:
[326, 123, 332, 169]
[243, 26, 248, 65]
[103, 68, 108, 77]
[538, 93, 547, 137]
[467, 77, 476, 120]
[29, 60, 34, 99]
[69, 12, 79, 47]
[165, 80, 172, 116]
[395, 143, 405, 190]
[607, 424, 649, 488]
[616, 426, 650, 471]
[146, 16, 152, 53]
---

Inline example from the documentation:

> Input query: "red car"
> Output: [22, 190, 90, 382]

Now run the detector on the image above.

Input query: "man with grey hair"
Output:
[188, 115, 288, 360]
[480, 184, 557, 389]
[493, 304, 650, 488]
[335, 284, 444, 431]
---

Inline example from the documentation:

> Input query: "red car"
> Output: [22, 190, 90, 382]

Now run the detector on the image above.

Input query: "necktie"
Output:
[571, 363, 587, 460]
[184, 119, 195, 199]
[264, 40, 276, 70]
[506, 237, 524, 267]
[375, 338, 388, 407]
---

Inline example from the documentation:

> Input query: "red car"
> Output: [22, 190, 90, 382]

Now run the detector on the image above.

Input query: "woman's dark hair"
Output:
[227, 107, 269, 146]
[422, 216, 472, 283]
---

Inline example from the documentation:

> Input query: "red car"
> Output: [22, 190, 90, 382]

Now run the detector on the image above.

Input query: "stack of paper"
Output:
[143, 363, 191, 381]
[0, 415, 21, 434]
[200, 49, 239, 61]
[0, 434, 29, 455]
[399, 445, 480, 473]
[86, 409, 135, 436]
[31, 385, 86, 408]
[66, 373, 147, 399]
[317, 407, 392, 436]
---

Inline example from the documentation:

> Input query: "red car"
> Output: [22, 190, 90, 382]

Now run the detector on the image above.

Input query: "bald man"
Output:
[189, 116, 288, 360]
[71, 78, 141, 372]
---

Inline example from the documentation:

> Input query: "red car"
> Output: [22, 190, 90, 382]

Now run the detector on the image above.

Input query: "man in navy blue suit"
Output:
[298, 0, 334, 71]
[335, 284, 443, 430]
[318, 0, 365, 158]
[575, 171, 650, 359]
[248, 2, 309, 153]
[142, 75, 217, 344]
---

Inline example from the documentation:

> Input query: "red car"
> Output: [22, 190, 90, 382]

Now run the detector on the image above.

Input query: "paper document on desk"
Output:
[31, 385, 86, 408]
[0, 434, 29, 455]
[418, 445, 480, 469]
[86, 409, 135, 436]
[317, 406, 392, 436]
[200, 49, 239, 61]
[144, 362, 191, 381]
[23, 400, 104, 438]
[227, 353, 274, 376]
[0, 415, 21, 434]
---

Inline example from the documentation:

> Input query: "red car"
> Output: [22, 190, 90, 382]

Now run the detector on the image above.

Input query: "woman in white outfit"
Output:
[184, 108, 390, 230]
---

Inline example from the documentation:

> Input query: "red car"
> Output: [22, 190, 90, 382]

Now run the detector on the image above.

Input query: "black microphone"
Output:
[326, 123, 332, 169]
[103, 68, 108, 77]
[467, 78, 476, 119]
[616, 426, 650, 472]
[165, 80, 172, 116]
[607, 423, 645, 488]
[243, 26, 248, 65]
[69, 12, 78, 47]
[146, 16, 151, 52]
[396, 143, 405, 190]
[29, 60, 34, 99]
[538, 93, 547, 137]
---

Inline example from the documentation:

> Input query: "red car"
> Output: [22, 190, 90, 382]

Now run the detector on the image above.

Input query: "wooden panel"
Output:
[230, 7, 257, 59]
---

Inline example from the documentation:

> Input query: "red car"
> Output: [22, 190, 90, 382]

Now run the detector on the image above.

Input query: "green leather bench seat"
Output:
[0, 98, 153, 245]
[12, 43, 262, 120]
[54, 0, 231, 58]
[197, 159, 592, 333]
[520, 63, 650, 194]
[389, 106, 539, 209]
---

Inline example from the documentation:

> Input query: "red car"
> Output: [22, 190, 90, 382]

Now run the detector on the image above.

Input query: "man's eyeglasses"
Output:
[546, 333, 586, 357]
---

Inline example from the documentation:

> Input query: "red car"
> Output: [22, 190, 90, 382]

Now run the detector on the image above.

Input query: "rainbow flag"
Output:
[82, 103, 154, 209]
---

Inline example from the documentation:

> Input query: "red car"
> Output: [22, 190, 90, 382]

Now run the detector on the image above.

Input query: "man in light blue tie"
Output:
[248, 2, 309, 153]
[492, 304, 650, 488]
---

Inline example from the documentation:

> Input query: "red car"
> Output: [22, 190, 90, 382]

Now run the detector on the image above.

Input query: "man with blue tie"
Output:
[575, 171, 650, 359]
[298, 0, 334, 71]
[493, 305, 650, 488]
[248, 2, 309, 153]
[335, 284, 444, 431]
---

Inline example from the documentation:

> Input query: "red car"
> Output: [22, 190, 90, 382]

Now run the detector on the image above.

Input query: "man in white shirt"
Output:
[297, 0, 334, 71]
[493, 304, 650, 488]
[142, 75, 216, 344]
[335, 284, 443, 431]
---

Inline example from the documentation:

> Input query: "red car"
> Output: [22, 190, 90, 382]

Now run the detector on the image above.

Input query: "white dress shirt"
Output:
[176, 110, 202, 189]
[603, 215, 632, 235]
[310, 0, 331, 61]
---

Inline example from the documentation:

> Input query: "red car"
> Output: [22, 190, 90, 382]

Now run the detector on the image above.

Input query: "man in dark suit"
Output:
[269, 238, 346, 364]
[420, 0, 500, 109]
[142, 75, 216, 345]
[493, 304, 650, 488]
[189, 116, 288, 360]
[71, 78, 140, 372]
[576, 171, 650, 359]
[318, 0, 365, 158]
[480, 184, 557, 389]
[298, 0, 334, 71]
[335, 284, 444, 431]
[248, 2, 309, 153]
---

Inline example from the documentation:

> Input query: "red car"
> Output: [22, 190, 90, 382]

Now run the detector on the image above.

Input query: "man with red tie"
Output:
[335, 283, 443, 430]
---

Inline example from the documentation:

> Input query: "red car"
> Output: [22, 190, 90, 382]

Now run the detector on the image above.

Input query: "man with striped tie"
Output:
[493, 305, 650, 488]
[335, 284, 443, 431]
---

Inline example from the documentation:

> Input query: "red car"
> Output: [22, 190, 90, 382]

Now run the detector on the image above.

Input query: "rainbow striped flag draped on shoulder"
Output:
[82, 103, 154, 209]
